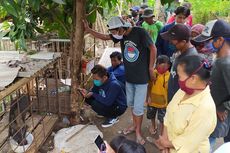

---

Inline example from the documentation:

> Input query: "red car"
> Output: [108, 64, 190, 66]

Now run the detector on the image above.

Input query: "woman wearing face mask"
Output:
[80, 65, 127, 128]
[154, 55, 217, 153]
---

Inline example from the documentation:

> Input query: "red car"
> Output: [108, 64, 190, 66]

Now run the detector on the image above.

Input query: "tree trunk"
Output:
[70, 0, 85, 124]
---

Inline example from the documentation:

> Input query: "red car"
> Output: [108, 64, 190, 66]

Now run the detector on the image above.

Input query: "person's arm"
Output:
[141, 28, 157, 80]
[92, 83, 120, 106]
[83, 20, 111, 41]
[149, 44, 157, 80]
[156, 27, 166, 56]
[168, 108, 216, 153]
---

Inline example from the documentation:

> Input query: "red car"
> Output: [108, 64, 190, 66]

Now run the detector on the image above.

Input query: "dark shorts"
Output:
[146, 106, 166, 123]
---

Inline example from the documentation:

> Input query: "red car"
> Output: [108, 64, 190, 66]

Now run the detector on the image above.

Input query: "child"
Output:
[147, 55, 171, 135]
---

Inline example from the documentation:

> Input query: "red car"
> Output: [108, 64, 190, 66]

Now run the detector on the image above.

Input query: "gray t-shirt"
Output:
[111, 27, 153, 84]
[210, 56, 230, 111]
[167, 47, 198, 102]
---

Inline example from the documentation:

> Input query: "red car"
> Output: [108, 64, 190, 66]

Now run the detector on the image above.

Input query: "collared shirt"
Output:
[164, 86, 217, 153]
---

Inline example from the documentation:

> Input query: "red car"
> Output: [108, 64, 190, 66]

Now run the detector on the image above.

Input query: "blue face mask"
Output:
[93, 80, 103, 87]
[203, 38, 222, 53]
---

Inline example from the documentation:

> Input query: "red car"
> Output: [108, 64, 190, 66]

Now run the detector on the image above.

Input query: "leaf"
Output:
[0, 31, 8, 39]
[87, 10, 97, 23]
[1, 0, 18, 17]
[160, 0, 174, 6]
[28, 0, 41, 11]
[52, 0, 66, 5]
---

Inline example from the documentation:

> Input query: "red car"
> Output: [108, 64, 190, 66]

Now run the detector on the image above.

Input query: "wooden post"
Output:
[70, 0, 86, 124]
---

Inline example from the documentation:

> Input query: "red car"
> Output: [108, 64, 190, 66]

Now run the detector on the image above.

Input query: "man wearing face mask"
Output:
[83, 16, 156, 144]
[156, 6, 190, 57]
[130, 6, 140, 24]
[193, 19, 230, 150]
[160, 24, 198, 103]
[80, 65, 127, 128]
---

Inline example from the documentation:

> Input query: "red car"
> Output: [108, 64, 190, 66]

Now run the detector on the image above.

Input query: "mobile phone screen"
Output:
[94, 135, 106, 151]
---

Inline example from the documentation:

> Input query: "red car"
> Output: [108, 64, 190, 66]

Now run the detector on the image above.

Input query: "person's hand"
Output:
[78, 88, 88, 97]
[217, 110, 228, 122]
[85, 92, 93, 98]
[82, 20, 90, 33]
[97, 141, 115, 153]
[154, 137, 165, 150]
[161, 148, 170, 153]
[149, 68, 156, 82]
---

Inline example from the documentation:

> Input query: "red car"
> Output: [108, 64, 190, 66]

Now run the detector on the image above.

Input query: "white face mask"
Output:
[112, 34, 123, 40]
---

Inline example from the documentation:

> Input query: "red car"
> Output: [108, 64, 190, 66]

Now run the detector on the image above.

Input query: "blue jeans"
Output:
[209, 136, 216, 153]
[126, 82, 148, 116]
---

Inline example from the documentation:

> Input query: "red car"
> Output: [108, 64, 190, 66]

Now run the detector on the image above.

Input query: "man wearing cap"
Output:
[156, 6, 191, 57]
[136, 3, 148, 27]
[141, 8, 163, 43]
[83, 17, 156, 144]
[130, 6, 140, 23]
[193, 19, 230, 149]
[160, 24, 198, 103]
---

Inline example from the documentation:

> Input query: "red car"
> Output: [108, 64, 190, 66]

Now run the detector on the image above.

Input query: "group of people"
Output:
[79, 2, 230, 153]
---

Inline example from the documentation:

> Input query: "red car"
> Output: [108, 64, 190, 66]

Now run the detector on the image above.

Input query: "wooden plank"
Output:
[26, 115, 58, 153]
[0, 78, 30, 100]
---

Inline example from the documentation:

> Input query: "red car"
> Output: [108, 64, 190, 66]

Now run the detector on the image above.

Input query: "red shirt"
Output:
[167, 14, 193, 27]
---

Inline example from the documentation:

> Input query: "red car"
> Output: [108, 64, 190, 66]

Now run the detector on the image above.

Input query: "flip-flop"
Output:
[123, 126, 135, 135]
[136, 136, 145, 145]
[146, 136, 155, 143]
[149, 127, 157, 135]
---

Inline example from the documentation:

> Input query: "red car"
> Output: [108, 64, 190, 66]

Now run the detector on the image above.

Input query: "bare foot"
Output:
[123, 126, 136, 135]
[149, 126, 157, 135]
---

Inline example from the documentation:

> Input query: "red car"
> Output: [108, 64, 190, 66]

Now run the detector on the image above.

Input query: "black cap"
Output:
[193, 19, 230, 43]
[140, 3, 148, 9]
[161, 24, 191, 41]
[142, 8, 154, 18]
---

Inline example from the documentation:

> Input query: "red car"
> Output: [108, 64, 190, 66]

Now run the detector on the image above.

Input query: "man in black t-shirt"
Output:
[193, 19, 230, 150]
[83, 16, 156, 144]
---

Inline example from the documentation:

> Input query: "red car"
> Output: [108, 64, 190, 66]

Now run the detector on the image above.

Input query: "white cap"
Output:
[107, 16, 130, 30]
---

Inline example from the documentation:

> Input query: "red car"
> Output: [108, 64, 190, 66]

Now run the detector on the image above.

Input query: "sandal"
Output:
[123, 126, 136, 135]
[136, 136, 145, 145]
[149, 127, 157, 135]
[146, 136, 155, 143]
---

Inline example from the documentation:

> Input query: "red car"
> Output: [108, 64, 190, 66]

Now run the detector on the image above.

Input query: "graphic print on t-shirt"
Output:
[124, 41, 140, 62]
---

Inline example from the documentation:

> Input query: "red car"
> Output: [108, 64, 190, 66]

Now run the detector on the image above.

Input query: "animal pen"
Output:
[0, 42, 96, 153]
[0, 52, 64, 153]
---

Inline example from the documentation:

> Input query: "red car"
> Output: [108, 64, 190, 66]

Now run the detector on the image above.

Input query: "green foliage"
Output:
[187, 0, 230, 24]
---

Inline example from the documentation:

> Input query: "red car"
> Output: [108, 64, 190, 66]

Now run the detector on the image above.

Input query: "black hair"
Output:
[110, 51, 122, 61]
[174, 6, 190, 17]
[118, 139, 146, 153]
[177, 55, 211, 81]
[156, 55, 171, 66]
[110, 135, 126, 152]
[91, 64, 108, 78]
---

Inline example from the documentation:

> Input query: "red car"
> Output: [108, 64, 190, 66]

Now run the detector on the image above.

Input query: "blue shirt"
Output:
[107, 63, 125, 84]
[92, 73, 127, 110]
[156, 22, 176, 57]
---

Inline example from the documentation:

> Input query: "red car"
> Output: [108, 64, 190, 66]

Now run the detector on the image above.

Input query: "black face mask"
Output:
[131, 11, 138, 17]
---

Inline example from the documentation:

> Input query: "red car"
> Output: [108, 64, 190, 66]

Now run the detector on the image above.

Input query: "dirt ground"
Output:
[39, 107, 224, 153]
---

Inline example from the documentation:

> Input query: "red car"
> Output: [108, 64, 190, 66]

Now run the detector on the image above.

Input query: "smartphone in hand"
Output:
[78, 88, 87, 97]
[95, 135, 106, 153]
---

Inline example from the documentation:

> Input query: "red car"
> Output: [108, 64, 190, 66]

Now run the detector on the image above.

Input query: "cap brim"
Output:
[193, 34, 213, 43]
[160, 31, 174, 41]
[142, 14, 154, 18]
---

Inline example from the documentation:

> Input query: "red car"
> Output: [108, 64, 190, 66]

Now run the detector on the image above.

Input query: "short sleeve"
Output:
[140, 28, 153, 48]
